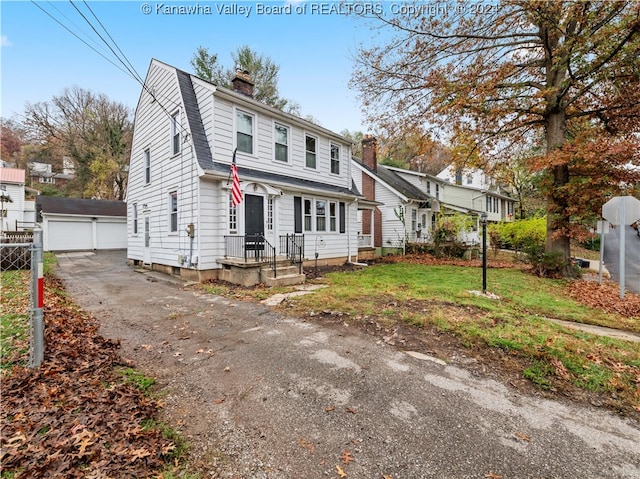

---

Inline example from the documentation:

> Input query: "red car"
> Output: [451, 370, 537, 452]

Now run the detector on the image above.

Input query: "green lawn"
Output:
[282, 263, 640, 412]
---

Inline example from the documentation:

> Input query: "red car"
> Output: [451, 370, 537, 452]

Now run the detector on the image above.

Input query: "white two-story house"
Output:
[127, 59, 363, 283]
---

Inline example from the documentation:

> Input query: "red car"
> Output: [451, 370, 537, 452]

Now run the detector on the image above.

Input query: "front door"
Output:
[143, 214, 151, 264]
[245, 194, 264, 236]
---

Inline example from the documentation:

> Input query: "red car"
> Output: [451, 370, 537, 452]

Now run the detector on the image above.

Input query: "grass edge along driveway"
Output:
[274, 262, 640, 416]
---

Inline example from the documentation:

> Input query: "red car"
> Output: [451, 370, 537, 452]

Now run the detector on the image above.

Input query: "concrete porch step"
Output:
[261, 272, 306, 288]
[261, 264, 303, 279]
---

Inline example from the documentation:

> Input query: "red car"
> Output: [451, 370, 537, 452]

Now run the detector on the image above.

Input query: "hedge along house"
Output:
[126, 59, 363, 285]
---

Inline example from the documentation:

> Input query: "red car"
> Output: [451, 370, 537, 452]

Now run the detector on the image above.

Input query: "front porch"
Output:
[219, 234, 305, 287]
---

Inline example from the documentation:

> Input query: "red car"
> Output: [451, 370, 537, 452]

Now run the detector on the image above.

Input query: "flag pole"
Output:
[226, 148, 237, 185]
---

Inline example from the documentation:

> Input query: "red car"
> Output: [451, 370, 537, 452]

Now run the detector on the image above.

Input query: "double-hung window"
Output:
[144, 149, 151, 184]
[274, 123, 288, 162]
[133, 203, 138, 234]
[237, 110, 254, 154]
[305, 134, 317, 169]
[169, 191, 178, 232]
[316, 200, 326, 231]
[329, 202, 337, 232]
[330, 144, 340, 174]
[304, 199, 312, 231]
[171, 111, 180, 155]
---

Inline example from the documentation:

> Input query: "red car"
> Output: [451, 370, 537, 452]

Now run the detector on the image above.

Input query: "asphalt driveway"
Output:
[55, 250, 640, 479]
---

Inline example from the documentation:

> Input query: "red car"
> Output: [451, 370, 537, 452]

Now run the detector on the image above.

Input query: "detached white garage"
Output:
[36, 196, 127, 252]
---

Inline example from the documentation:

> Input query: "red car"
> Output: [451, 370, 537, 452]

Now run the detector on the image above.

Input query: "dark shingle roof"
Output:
[204, 161, 361, 198]
[36, 196, 126, 220]
[175, 69, 215, 171]
[353, 158, 432, 202]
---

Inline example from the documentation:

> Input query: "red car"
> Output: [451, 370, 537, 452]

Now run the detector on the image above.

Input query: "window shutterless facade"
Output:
[274, 123, 288, 162]
[144, 149, 151, 184]
[237, 110, 254, 154]
[133, 203, 138, 234]
[171, 111, 180, 155]
[169, 191, 178, 232]
[330, 144, 340, 174]
[305, 134, 317, 169]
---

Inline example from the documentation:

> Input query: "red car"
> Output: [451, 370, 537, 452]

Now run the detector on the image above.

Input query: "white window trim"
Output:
[304, 132, 318, 170]
[171, 110, 181, 156]
[330, 143, 340, 175]
[234, 107, 256, 157]
[168, 189, 179, 235]
[133, 203, 138, 236]
[144, 148, 151, 185]
[273, 121, 290, 164]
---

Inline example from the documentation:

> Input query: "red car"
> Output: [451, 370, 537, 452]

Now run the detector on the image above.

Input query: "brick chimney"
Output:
[362, 134, 377, 171]
[231, 69, 254, 98]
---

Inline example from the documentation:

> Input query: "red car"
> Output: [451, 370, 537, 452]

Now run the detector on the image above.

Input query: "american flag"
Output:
[231, 149, 243, 207]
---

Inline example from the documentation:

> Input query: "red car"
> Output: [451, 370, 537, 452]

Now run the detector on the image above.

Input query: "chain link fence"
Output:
[1, 229, 44, 367]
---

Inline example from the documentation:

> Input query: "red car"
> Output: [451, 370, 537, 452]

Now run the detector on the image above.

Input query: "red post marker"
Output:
[37, 262, 44, 308]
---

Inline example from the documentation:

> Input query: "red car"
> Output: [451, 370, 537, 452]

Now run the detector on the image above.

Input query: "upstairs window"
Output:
[330, 144, 340, 174]
[274, 123, 288, 162]
[237, 110, 254, 154]
[305, 134, 317, 169]
[171, 111, 180, 155]
[144, 149, 151, 184]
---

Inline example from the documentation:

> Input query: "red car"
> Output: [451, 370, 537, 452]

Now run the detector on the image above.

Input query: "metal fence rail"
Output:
[0, 229, 44, 368]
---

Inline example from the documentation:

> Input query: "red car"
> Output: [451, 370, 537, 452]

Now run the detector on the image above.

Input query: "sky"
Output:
[1, 0, 396, 134]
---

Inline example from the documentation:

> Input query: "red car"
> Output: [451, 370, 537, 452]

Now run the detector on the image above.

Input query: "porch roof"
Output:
[203, 161, 363, 199]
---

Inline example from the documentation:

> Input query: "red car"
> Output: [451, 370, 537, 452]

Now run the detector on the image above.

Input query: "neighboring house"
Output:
[436, 166, 516, 223]
[36, 196, 127, 251]
[29, 161, 75, 188]
[352, 136, 438, 255]
[126, 59, 363, 283]
[351, 137, 517, 251]
[0, 167, 26, 232]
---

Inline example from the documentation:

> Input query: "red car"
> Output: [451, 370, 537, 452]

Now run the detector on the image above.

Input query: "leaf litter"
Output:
[0, 276, 175, 478]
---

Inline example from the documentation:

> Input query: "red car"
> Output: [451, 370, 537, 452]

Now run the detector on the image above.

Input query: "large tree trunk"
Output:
[545, 110, 573, 275]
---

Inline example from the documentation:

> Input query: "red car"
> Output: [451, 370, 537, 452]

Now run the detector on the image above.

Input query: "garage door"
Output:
[47, 220, 93, 251]
[96, 221, 127, 249]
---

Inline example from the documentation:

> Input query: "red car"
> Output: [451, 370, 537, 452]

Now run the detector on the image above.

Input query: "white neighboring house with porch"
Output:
[351, 136, 440, 256]
[126, 59, 362, 284]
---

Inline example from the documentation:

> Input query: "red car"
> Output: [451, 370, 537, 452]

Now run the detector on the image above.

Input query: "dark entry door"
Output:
[245, 194, 264, 235]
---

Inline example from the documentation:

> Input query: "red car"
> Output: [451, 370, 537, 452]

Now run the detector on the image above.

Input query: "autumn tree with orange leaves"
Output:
[352, 0, 640, 275]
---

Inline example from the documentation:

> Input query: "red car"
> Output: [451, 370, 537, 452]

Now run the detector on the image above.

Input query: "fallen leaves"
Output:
[0, 276, 175, 478]
[340, 450, 354, 465]
[515, 431, 531, 442]
[567, 280, 640, 318]
[335, 464, 347, 478]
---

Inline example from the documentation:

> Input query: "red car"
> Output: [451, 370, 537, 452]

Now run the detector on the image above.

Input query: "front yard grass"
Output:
[280, 262, 640, 414]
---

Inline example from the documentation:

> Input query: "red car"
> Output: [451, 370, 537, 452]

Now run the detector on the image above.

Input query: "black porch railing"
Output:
[224, 234, 277, 276]
[280, 234, 304, 274]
